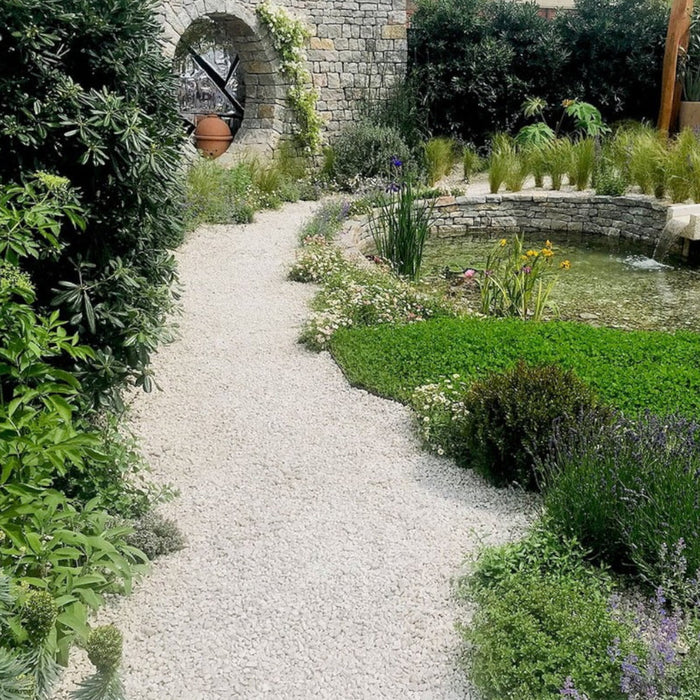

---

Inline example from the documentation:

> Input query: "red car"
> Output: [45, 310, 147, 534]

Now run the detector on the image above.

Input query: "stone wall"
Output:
[160, 0, 408, 152]
[347, 191, 672, 253]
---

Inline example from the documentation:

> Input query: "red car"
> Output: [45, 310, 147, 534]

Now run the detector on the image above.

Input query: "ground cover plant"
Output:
[329, 317, 700, 416]
[460, 523, 700, 699]
[294, 183, 700, 698]
[289, 202, 454, 351]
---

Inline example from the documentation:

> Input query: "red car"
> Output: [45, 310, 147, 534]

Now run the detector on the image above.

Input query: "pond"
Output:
[421, 234, 700, 333]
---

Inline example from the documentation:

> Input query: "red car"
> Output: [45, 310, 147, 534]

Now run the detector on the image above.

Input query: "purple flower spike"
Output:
[391, 156, 403, 168]
[386, 182, 401, 193]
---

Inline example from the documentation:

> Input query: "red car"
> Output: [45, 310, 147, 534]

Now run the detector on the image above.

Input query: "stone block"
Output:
[381, 23, 407, 40]
[309, 37, 335, 51]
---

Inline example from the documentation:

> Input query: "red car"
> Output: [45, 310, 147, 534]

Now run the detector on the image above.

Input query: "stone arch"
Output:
[161, 1, 288, 155]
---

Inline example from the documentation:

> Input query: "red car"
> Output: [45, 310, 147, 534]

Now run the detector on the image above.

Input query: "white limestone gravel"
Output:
[56, 200, 534, 699]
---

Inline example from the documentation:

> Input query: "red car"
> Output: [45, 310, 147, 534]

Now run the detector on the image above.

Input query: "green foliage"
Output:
[556, 0, 669, 124]
[55, 414, 172, 520]
[463, 566, 630, 699]
[408, 0, 666, 144]
[298, 201, 349, 242]
[516, 122, 556, 149]
[289, 242, 347, 283]
[0, 0, 186, 407]
[569, 138, 596, 191]
[594, 158, 628, 197]
[369, 174, 435, 280]
[543, 412, 700, 590]
[458, 361, 603, 489]
[328, 317, 700, 418]
[0, 647, 32, 699]
[543, 138, 573, 191]
[255, 3, 322, 153]
[424, 137, 458, 185]
[409, 0, 566, 144]
[361, 79, 427, 152]
[184, 158, 255, 228]
[300, 259, 452, 351]
[71, 626, 125, 700]
[462, 148, 483, 183]
[21, 592, 57, 646]
[0, 179, 151, 694]
[465, 521, 603, 599]
[125, 511, 186, 561]
[667, 130, 700, 203]
[477, 236, 562, 321]
[328, 122, 414, 187]
[610, 124, 667, 197]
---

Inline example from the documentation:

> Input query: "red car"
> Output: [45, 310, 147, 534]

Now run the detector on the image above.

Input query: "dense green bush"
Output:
[458, 362, 603, 489]
[409, 0, 565, 143]
[462, 523, 700, 699]
[329, 317, 700, 417]
[0, 179, 148, 683]
[543, 412, 700, 593]
[328, 122, 414, 186]
[0, 0, 185, 407]
[556, 0, 669, 124]
[407, 0, 668, 144]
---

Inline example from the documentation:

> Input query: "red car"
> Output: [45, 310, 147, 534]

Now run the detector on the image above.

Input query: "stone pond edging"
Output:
[343, 190, 678, 255]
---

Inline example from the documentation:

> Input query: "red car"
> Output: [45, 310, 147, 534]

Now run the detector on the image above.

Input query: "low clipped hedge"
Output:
[329, 317, 700, 417]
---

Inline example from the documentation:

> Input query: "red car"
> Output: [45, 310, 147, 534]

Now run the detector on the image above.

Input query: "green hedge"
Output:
[329, 318, 700, 417]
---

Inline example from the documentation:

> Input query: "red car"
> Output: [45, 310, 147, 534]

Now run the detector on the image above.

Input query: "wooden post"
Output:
[658, 0, 694, 134]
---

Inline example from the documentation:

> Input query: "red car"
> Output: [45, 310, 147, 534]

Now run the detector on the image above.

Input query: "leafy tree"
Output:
[408, 0, 566, 144]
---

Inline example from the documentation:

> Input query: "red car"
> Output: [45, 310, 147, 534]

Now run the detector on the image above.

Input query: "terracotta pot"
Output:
[679, 101, 700, 132]
[193, 115, 233, 159]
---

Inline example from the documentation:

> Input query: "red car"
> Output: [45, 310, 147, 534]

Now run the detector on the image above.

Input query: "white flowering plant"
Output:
[300, 265, 449, 351]
[288, 242, 348, 283]
[411, 375, 472, 456]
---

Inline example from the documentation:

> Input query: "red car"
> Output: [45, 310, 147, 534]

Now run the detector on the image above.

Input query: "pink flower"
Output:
[462, 268, 476, 279]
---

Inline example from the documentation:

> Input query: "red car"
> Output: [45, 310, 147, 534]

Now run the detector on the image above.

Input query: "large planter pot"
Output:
[193, 115, 233, 159]
[679, 101, 700, 132]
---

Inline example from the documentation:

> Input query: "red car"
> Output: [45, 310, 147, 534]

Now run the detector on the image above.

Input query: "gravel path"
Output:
[57, 201, 532, 699]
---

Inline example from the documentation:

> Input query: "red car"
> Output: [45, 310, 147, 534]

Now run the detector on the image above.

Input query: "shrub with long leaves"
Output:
[369, 163, 435, 280]
[0, 0, 185, 408]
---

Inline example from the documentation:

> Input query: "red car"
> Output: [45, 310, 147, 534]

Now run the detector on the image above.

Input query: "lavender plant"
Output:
[543, 412, 700, 592]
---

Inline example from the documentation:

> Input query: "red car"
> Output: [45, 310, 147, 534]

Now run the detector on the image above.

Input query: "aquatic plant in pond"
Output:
[368, 159, 435, 280]
[477, 236, 565, 321]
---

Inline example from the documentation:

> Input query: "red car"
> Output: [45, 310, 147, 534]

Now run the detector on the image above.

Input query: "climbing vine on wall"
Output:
[256, 2, 323, 153]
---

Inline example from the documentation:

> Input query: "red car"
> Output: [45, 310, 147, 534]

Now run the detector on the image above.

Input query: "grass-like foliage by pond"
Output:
[329, 317, 700, 417]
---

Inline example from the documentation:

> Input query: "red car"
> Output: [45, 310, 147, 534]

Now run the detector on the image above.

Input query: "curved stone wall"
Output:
[346, 191, 676, 255]
[430, 192, 669, 246]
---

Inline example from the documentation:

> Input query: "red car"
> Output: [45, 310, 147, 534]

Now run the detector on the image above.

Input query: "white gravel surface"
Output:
[56, 201, 534, 699]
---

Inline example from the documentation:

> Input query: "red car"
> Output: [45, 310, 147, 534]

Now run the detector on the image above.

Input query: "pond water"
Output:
[421, 234, 700, 332]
